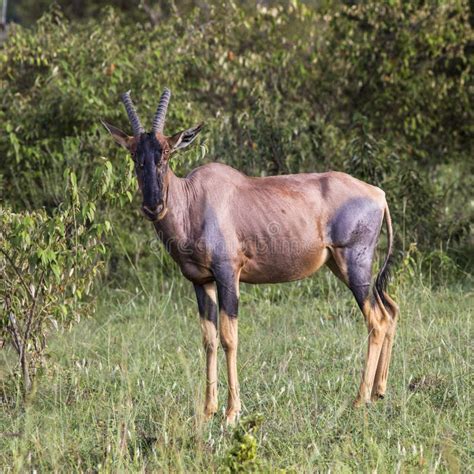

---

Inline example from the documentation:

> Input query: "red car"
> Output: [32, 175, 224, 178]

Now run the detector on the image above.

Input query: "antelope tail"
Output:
[374, 203, 394, 311]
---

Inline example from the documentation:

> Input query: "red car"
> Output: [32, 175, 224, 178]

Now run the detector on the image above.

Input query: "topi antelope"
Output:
[103, 89, 399, 424]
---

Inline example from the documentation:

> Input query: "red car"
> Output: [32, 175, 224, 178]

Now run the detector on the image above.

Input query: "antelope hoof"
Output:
[371, 392, 385, 402]
[225, 410, 240, 426]
[353, 397, 372, 408]
[204, 405, 218, 420]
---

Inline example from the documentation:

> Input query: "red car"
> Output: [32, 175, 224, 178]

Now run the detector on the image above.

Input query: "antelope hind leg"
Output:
[371, 292, 399, 400]
[354, 299, 390, 406]
[327, 243, 388, 405]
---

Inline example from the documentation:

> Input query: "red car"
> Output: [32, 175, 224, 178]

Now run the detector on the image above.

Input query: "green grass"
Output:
[1, 270, 472, 472]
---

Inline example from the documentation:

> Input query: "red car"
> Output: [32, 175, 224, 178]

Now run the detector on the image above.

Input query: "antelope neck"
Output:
[153, 166, 194, 243]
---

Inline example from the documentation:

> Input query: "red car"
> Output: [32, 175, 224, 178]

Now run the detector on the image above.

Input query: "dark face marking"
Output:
[330, 198, 384, 309]
[134, 133, 170, 220]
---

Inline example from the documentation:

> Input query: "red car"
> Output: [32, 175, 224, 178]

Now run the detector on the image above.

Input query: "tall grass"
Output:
[1, 267, 472, 472]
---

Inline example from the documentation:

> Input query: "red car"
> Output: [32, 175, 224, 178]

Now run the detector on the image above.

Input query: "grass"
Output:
[1, 269, 472, 472]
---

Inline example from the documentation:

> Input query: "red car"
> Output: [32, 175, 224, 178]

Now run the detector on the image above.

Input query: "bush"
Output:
[220, 414, 265, 473]
[0, 163, 134, 394]
[0, 1, 471, 281]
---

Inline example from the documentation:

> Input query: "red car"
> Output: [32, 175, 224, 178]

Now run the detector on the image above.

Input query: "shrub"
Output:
[0, 163, 134, 394]
[220, 414, 265, 473]
[0, 1, 471, 281]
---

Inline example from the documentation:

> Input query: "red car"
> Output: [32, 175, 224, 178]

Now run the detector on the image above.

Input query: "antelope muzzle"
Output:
[141, 202, 167, 221]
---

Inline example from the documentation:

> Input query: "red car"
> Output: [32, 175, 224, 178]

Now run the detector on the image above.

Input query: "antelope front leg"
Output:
[194, 283, 218, 419]
[216, 276, 241, 424]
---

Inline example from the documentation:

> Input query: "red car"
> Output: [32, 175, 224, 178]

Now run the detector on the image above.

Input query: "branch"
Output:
[0, 247, 34, 300]
[8, 312, 22, 356]
[4, 297, 22, 357]
[24, 270, 45, 344]
[141, 0, 160, 26]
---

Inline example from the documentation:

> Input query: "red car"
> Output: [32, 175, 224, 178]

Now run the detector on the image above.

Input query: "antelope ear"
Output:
[101, 120, 133, 150]
[168, 124, 203, 153]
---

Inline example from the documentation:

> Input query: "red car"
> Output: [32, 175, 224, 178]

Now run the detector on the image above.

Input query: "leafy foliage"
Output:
[321, 2, 472, 161]
[0, 161, 134, 393]
[1, 2, 471, 278]
[220, 414, 267, 473]
[8, 0, 205, 25]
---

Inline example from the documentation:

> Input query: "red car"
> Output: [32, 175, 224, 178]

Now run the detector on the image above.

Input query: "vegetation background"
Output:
[1, 0, 472, 471]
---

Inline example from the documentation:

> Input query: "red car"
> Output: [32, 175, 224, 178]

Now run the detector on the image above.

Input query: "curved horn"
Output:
[152, 88, 171, 133]
[121, 90, 144, 136]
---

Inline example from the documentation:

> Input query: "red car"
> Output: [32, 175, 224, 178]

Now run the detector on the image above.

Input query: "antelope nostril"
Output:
[142, 205, 156, 218]
[141, 203, 164, 220]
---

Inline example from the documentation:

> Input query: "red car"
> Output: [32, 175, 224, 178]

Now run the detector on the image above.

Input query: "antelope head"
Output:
[102, 89, 202, 221]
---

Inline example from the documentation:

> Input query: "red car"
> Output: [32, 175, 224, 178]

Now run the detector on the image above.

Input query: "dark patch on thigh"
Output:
[329, 198, 384, 308]
[329, 197, 383, 248]
[345, 246, 373, 309]
[194, 284, 218, 328]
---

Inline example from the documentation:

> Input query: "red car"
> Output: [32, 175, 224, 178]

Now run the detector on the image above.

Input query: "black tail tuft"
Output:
[375, 253, 393, 309]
